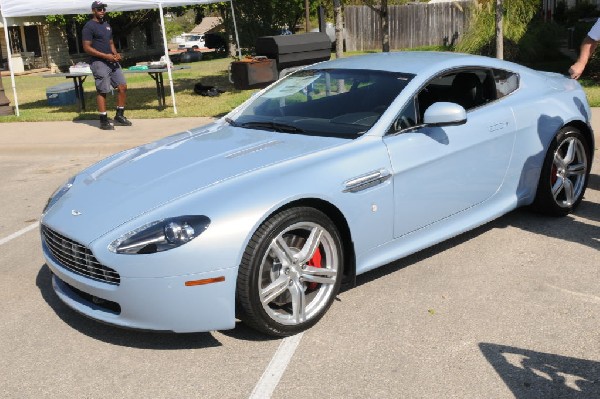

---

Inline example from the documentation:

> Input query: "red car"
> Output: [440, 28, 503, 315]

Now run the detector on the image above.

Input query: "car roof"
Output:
[309, 51, 526, 76]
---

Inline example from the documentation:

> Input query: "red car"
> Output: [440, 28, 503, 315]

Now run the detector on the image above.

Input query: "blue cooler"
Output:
[46, 82, 77, 106]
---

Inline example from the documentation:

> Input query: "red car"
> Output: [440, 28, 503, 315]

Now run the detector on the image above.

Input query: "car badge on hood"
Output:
[71, 210, 82, 216]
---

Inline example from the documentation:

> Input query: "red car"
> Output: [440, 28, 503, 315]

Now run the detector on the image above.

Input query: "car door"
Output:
[383, 68, 517, 238]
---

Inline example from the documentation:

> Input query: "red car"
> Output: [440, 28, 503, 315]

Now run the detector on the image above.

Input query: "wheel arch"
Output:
[272, 198, 357, 287]
[531, 119, 594, 198]
[530, 121, 593, 215]
[564, 120, 595, 158]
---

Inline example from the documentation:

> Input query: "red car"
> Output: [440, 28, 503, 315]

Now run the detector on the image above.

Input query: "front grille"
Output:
[60, 278, 121, 314]
[42, 225, 120, 285]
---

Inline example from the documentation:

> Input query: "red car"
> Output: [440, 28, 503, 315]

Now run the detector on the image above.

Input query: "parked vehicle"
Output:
[41, 52, 594, 337]
[178, 33, 205, 49]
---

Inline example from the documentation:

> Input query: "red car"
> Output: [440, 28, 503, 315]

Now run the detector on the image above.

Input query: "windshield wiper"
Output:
[224, 117, 240, 127]
[240, 121, 305, 134]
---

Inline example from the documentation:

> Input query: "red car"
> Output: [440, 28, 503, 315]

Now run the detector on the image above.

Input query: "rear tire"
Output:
[236, 207, 343, 337]
[532, 127, 591, 216]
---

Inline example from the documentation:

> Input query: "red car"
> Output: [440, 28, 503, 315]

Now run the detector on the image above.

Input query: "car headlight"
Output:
[108, 215, 211, 255]
[43, 176, 76, 214]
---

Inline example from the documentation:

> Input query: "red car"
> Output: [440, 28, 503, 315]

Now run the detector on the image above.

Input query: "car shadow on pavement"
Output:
[480, 343, 600, 398]
[352, 200, 599, 290]
[509, 201, 600, 247]
[588, 173, 600, 191]
[352, 219, 494, 289]
[35, 264, 219, 349]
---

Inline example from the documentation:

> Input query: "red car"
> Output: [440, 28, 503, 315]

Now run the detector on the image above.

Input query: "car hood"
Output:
[43, 124, 346, 244]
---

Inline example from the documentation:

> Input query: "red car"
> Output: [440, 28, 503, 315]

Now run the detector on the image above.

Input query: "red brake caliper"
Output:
[307, 247, 322, 290]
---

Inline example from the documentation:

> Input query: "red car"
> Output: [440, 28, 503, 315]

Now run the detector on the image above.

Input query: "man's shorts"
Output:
[90, 60, 127, 94]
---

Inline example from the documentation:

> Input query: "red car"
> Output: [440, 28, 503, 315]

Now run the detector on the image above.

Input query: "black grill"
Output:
[42, 225, 120, 285]
[255, 32, 331, 72]
[60, 279, 121, 314]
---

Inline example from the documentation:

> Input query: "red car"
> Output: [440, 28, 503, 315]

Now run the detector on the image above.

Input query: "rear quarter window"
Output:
[493, 69, 519, 99]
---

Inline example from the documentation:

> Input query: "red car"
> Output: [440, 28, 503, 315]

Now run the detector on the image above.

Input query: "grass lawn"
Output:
[0, 57, 254, 122]
[579, 80, 600, 106]
[2, 52, 600, 123]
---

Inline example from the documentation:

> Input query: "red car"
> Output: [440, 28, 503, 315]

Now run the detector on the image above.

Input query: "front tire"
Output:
[532, 127, 591, 216]
[236, 207, 344, 337]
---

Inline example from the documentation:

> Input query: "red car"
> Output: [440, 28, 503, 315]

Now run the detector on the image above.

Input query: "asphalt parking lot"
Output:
[0, 116, 598, 398]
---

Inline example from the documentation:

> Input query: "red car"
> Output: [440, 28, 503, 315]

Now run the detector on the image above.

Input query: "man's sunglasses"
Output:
[94, 7, 106, 11]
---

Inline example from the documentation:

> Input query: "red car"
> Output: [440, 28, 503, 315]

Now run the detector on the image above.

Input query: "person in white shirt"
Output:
[569, 19, 600, 79]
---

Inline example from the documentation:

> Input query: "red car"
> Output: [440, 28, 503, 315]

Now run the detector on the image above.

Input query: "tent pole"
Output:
[2, 16, 20, 116]
[158, 4, 177, 114]
[229, 0, 242, 58]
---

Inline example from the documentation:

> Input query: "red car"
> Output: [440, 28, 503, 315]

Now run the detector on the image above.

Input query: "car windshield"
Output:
[232, 68, 414, 138]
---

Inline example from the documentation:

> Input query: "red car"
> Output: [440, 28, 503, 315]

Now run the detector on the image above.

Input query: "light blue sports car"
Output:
[41, 52, 594, 336]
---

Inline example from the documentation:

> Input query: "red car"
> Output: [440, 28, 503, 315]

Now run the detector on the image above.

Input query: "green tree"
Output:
[363, 0, 390, 52]
[45, 6, 210, 41]
[45, 9, 160, 33]
[224, 0, 321, 51]
[455, 0, 542, 60]
[333, 0, 344, 58]
[45, 6, 216, 55]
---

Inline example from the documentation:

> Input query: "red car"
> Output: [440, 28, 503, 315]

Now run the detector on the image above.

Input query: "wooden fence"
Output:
[344, 2, 474, 51]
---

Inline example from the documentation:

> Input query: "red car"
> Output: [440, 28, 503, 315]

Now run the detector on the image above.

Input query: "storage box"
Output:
[255, 32, 331, 71]
[230, 58, 277, 90]
[46, 82, 77, 106]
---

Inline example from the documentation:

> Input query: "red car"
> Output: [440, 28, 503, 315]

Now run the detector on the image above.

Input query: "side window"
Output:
[418, 74, 453, 120]
[421, 69, 497, 112]
[493, 69, 519, 99]
[444, 69, 493, 110]
[390, 68, 500, 133]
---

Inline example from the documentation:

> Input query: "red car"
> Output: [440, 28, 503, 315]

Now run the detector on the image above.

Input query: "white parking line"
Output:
[0, 222, 39, 246]
[249, 332, 304, 399]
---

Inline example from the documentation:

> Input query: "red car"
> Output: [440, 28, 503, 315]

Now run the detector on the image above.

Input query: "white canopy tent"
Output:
[0, 0, 241, 116]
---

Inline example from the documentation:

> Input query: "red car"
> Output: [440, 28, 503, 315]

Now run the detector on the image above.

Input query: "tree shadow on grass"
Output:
[20, 86, 183, 113]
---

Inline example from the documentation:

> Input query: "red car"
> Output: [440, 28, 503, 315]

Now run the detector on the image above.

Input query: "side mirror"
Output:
[423, 102, 467, 126]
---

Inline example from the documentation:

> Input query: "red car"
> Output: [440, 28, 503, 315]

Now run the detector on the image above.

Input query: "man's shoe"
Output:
[99, 115, 115, 130]
[114, 115, 132, 126]
[114, 109, 132, 126]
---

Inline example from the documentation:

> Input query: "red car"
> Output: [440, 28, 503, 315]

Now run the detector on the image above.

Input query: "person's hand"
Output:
[104, 53, 121, 62]
[569, 62, 585, 79]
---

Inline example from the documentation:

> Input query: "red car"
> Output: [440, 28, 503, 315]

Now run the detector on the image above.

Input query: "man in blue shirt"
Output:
[82, 1, 132, 130]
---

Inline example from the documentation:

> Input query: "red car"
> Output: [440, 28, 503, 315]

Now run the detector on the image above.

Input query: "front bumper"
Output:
[43, 242, 237, 333]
